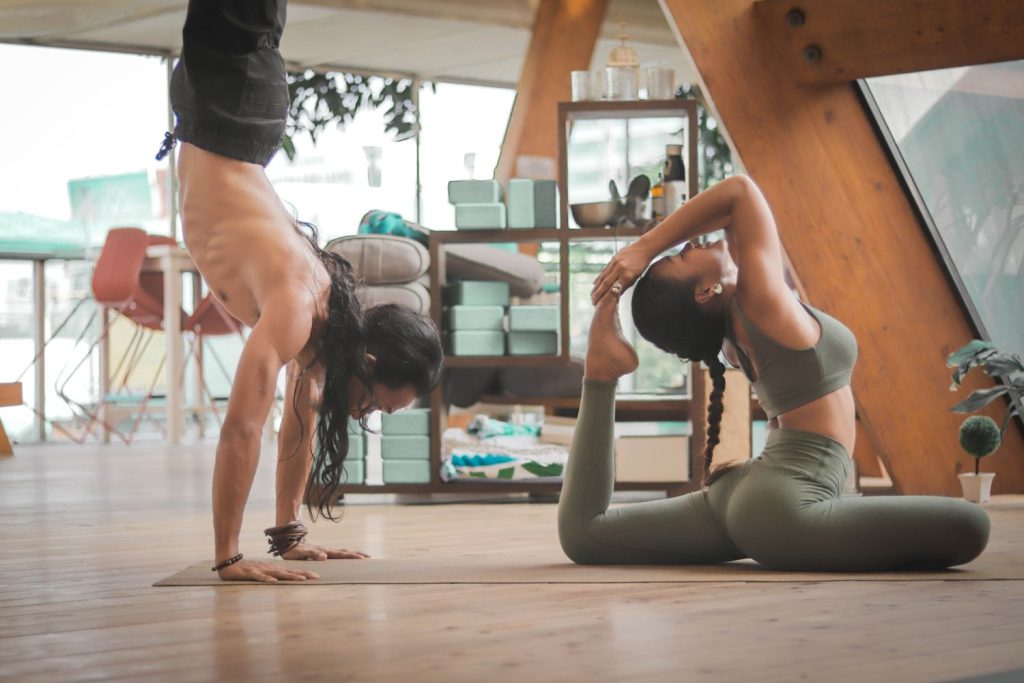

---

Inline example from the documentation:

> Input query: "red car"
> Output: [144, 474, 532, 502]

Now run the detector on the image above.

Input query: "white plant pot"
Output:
[958, 472, 996, 503]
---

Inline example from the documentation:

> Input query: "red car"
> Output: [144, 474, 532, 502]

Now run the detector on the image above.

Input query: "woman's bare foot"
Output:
[585, 294, 639, 381]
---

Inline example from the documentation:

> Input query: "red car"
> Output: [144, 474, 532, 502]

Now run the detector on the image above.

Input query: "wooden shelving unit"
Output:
[335, 98, 704, 497]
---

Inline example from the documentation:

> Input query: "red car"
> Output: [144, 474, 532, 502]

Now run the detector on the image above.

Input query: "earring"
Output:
[713, 283, 723, 295]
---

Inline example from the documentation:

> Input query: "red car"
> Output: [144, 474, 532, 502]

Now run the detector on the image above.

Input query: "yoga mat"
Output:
[154, 549, 1024, 586]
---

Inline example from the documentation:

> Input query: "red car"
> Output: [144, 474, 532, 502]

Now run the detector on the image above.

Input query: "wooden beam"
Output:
[495, 0, 610, 187]
[753, 0, 1024, 85]
[659, 0, 1024, 495]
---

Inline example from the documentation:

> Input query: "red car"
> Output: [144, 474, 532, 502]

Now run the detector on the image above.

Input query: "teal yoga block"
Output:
[508, 179, 558, 229]
[444, 281, 510, 306]
[447, 330, 506, 356]
[448, 179, 503, 205]
[508, 305, 559, 332]
[382, 408, 431, 435]
[315, 444, 364, 483]
[508, 331, 558, 355]
[455, 203, 507, 230]
[445, 305, 506, 331]
[343, 460, 365, 485]
[383, 460, 431, 484]
[346, 434, 366, 460]
[382, 435, 431, 460]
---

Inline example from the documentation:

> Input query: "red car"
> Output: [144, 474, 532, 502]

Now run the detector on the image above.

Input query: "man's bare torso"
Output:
[176, 143, 330, 338]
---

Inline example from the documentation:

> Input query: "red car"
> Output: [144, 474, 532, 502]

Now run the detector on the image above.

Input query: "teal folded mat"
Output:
[448, 179, 503, 204]
[508, 331, 558, 355]
[508, 305, 559, 332]
[444, 281, 510, 306]
[383, 460, 431, 484]
[447, 330, 505, 356]
[508, 179, 557, 229]
[455, 203, 507, 230]
[381, 408, 431, 435]
[382, 435, 430, 460]
[445, 305, 506, 331]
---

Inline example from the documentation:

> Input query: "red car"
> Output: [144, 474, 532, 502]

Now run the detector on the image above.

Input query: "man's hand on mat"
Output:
[281, 542, 370, 561]
[591, 242, 652, 304]
[218, 560, 321, 583]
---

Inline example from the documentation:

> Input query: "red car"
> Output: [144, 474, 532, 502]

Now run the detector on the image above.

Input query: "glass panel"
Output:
[418, 82, 515, 230]
[557, 241, 689, 397]
[43, 259, 102, 441]
[0, 45, 172, 254]
[865, 62, 1024, 357]
[0, 261, 36, 442]
[566, 115, 689, 226]
[267, 76, 418, 242]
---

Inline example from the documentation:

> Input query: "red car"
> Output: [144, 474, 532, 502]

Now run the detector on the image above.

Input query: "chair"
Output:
[55, 228, 186, 443]
[181, 293, 245, 431]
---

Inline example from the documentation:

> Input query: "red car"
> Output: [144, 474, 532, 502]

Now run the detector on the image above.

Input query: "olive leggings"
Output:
[557, 380, 991, 571]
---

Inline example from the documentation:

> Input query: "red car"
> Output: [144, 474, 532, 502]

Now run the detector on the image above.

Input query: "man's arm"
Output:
[275, 361, 321, 527]
[212, 301, 319, 581]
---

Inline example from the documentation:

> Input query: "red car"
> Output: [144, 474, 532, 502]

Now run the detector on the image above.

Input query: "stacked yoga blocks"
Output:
[344, 418, 366, 484]
[381, 408, 431, 484]
[449, 179, 557, 230]
[444, 281, 559, 356]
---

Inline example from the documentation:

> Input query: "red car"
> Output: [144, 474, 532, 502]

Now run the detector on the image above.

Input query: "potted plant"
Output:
[957, 416, 1001, 502]
[947, 340, 1024, 501]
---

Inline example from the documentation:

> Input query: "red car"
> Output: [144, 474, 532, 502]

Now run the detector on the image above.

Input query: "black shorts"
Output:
[169, 0, 289, 166]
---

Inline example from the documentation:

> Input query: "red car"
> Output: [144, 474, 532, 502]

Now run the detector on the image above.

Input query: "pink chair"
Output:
[181, 293, 245, 428]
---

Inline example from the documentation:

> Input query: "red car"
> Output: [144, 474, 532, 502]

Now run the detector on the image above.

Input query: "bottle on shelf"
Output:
[662, 144, 687, 216]
[650, 173, 664, 223]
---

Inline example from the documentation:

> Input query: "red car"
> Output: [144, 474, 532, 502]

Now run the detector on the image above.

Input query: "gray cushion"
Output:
[356, 282, 430, 315]
[445, 244, 544, 298]
[326, 235, 429, 285]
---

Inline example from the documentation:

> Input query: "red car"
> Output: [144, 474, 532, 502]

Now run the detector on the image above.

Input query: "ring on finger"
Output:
[610, 282, 623, 295]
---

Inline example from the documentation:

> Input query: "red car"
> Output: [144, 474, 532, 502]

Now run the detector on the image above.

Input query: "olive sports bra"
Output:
[725, 298, 858, 419]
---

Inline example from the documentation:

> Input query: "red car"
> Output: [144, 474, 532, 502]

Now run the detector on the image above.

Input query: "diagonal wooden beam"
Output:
[495, 0, 610, 187]
[753, 0, 1024, 85]
[659, 0, 1024, 494]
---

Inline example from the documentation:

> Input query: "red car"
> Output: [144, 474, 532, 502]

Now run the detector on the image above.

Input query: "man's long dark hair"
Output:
[292, 220, 444, 520]
[631, 257, 732, 487]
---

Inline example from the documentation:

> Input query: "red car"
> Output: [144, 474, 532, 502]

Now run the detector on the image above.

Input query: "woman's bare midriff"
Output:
[176, 143, 329, 331]
[724, 302, 857, 457]
[774, 387, 856, 455]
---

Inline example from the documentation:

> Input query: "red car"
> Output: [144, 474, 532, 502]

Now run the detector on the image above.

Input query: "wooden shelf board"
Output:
[444, 355, 570, 368]
[561, 99, 693, 120]
[431, 229, 561, 243]
[567, 227, 644, 240]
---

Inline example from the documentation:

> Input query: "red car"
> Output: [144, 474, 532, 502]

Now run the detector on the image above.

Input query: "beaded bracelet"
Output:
[212, 552, 244, 572]
[264, 520, 308, 557]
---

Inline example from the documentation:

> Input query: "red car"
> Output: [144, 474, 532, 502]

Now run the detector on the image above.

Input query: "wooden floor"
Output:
[1, 441, 1023, 683]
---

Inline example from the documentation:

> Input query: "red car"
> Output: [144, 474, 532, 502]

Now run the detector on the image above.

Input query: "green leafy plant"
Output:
[676, 83, 734, 188]
[959, 415, 1002, 475]
[283, 70, 426, 161]
[948, 339, 1024, 434]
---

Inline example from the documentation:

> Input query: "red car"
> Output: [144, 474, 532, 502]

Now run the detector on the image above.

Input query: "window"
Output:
[864, 62, 1024, 357]
[418, 82, 515, 229]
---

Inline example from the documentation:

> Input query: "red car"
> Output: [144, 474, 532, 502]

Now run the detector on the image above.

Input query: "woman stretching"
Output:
[162, 0, 443, 582]
[558, 174, 989, 571]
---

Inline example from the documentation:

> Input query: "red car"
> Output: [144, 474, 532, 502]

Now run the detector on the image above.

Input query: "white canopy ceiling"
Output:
[0, 0, 697, 87]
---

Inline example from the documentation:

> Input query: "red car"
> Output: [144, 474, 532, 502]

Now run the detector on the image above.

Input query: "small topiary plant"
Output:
[959, 415, 1002, 475]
